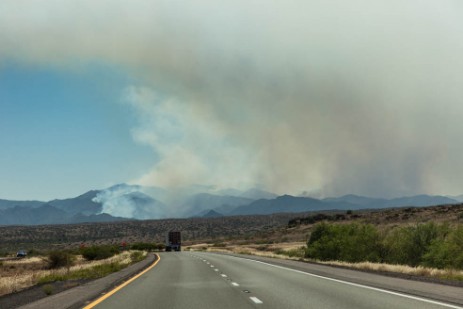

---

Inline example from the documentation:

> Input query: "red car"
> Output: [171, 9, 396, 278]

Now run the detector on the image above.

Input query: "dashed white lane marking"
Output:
[231, 282, 240, 287]
[221, 274, 228, 278]
[210, 265, 214, 267]
[214, 269, 219, 272]
[250, 297, 263, 304]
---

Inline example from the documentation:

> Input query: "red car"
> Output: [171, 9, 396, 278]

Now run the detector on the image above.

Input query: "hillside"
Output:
[1, 203, 462, 253]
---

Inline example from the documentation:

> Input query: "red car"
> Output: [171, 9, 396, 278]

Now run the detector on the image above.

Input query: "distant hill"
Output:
[239, 188, 278, 200]
[0, 203, 127, 225]
[1, 184, 460, 225]
[202, 209, 224, 218]
[230, 195, 353, 215]
[448, 194, 463, 202]
[0, 190, 128, 226]
[180, 193, 252, 217]
[0, 199, 45, 210]
[49, 190, 102, 215]
[323, 194, 387, 207]
[229, 194, 459, 216]
[323, 194, 458, 209]
[0, 204, 67, 225]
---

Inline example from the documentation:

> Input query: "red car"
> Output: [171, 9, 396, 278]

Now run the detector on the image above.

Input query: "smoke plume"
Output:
[2, 1, 463, 198]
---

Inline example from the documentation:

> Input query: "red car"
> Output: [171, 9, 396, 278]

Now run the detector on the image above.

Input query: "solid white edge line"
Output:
[241, 257, 462, 309]
[250, 296, 263, 304]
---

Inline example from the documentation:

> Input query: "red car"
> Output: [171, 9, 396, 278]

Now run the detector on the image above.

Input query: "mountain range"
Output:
[0, 184, 460, 225]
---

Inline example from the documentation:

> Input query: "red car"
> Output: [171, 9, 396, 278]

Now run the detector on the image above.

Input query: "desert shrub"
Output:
[338, 224, 381, 262]
[383, 223, 443, 266]
[130, 242, 157, 251]
[423, 225, 463, 269]
[306, 222, 341, 261]
[80, 245, 119, 261]
[288, 213, 346, 227]
[130, 251, 145, 262]
[47, 250, 75, 269]
[42, 284, 54, 295]
[306, 222, 463, 269]
[27, 248, 44, 257]
[306, 222, 381, 262]
[212, 242, 227, 248]
[155, 243, 166, 251]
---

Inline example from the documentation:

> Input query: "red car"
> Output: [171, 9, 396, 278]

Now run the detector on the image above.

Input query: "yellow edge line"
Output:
[82, 254, 161, 309]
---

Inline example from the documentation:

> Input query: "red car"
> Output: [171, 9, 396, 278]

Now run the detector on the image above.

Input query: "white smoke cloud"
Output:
[93, 184, 167, 219]
[1, 0, 463, 198]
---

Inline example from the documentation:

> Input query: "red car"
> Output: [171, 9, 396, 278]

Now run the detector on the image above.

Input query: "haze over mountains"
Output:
[0, 184, 460, 225]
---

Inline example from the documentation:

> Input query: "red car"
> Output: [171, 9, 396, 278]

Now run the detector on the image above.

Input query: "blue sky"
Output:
[0, 63, 154, 200]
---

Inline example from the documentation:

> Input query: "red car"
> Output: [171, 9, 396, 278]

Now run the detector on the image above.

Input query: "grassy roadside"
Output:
[0, 250, 147, 296]
[190, 242, 463, 283]
[38, 250, 146, 284]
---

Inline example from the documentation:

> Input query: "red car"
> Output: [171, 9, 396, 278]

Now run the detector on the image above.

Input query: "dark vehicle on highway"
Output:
[165, 231, 181, 252]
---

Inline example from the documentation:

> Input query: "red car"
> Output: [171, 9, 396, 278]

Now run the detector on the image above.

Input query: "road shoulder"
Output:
[15, 253, 157, 309]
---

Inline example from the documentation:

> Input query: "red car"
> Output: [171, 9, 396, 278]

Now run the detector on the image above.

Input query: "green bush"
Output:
[47, 250, 75, 269]
[306, 223, 381, 263]
[423, 225, 463, 269]
[305, 222, 463, 270]
[80, 245, 119, 261]
[383, 223, 442, 266]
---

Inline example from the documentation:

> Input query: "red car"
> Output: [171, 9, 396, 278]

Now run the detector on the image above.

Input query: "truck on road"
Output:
[165, 231, 181, 251]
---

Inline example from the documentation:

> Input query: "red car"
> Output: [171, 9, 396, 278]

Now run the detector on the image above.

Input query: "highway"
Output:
[90, 252, 463, 309]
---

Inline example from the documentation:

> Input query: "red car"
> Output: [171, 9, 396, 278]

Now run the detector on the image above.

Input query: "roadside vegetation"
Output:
[197, 221, 463, 282]
[305, 222, 463, 270]
[0, 244, 153, 297]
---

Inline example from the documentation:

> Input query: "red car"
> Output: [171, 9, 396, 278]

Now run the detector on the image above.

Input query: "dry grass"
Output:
[195, 242, 306, 261]
[318, 260, 463, 281]
[0, 251, 146, 296]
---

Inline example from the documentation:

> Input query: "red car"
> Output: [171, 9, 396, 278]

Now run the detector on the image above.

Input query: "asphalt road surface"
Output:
[91, 252, 463, 309]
